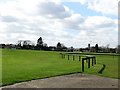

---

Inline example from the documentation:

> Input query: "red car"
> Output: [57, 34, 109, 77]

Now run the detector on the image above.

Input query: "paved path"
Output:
[3, 74, 118, 88]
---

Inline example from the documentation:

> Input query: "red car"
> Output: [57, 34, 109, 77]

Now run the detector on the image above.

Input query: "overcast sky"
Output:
[0, 0, 118, 48]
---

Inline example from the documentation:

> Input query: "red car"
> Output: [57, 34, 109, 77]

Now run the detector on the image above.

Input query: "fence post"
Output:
[68, 55, 69, 60]
[63, 54, 65, 58]
[94, 57, 96, 64]
[86, 59, 88, 63]
[92, 57, 94, 66]
[82, 58, 84, 72]
[79, 56, 81, 61]
[62, 54, 63, 58]
[73, 55, 75, 61]
[88, 58, 90, 68]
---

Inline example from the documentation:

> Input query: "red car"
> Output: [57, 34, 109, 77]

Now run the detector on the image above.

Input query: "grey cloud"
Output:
[37, 2, 71, 19]
[5, 20, 72, 41]
[6, 24, 30, 35]
[62, 16, 85, 30]
[1, 15, 18, 23]
[86, 30, 96, 36]
[96, 21, 116, 28]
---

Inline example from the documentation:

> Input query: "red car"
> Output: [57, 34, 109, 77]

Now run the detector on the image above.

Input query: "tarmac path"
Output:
[3, 73, 119, 88]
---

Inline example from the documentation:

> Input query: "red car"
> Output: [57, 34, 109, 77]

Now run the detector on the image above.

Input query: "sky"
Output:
[0, 0, 119, 48]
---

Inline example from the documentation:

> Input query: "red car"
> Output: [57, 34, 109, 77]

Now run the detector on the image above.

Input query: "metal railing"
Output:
[59, 53, 96, 72]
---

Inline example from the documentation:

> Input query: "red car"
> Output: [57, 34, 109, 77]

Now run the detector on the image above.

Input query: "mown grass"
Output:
[64, 52, 119, 78]
[95, 55, 119, 78]
[2, 49, 119, 86]
[0, 49, 2, 86]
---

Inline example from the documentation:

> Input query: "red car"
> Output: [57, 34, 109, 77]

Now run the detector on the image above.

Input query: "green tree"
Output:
[36, 37, 43, 50]
[57, 42, 62, 49]
[37, 37, 43, 46]
[95, 44, 98, 53]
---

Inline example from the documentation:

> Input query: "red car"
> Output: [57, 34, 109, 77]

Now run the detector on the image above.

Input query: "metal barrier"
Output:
[59, 53, 96, 72]
[82, 56, 96, 72]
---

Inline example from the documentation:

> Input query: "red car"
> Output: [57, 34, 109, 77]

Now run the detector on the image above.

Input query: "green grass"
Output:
[2, 49, 119, 86]
[64, 52, 119, 78]
[0, 49, 2, 86]
[95, 55, 119, 78]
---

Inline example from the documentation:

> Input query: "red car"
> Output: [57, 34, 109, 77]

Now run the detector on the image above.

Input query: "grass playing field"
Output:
[2, 49, 119, 86]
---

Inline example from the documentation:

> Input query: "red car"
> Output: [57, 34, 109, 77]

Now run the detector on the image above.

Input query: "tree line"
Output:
[0, 37, 68, 51]
[0, 37, 120, 53]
